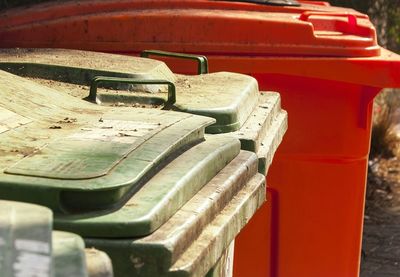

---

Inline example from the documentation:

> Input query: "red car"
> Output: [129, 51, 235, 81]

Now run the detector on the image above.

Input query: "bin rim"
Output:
[0, 0, 380, 58]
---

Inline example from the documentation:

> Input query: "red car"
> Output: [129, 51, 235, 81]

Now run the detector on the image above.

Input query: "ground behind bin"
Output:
[361, 156, 400, 276]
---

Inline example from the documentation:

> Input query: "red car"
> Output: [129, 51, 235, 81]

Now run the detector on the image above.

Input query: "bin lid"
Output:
[125, 151, 259, 273]
[0, 1, 379, 57]
[168, 173, 265, 277]
[228, 92, 288, 173]
[95, 72, 259, 133]
[55, 136, 240, 237]
[0, 70, 215, 214]
[0, 48, 176, 93]
[84, 155, 265, 276]
[0, 200, 53, 277]
[0, 48, 260, 133]
[52, 231, 88, 277]
[0, 0, 301, 10]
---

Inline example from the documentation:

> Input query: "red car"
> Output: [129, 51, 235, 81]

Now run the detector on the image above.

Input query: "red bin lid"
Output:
[0, 0, 379, 57]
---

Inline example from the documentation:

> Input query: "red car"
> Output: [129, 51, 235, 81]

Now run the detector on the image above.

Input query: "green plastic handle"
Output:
[140, 50, 209, 75]
[89, 76, 176, 106]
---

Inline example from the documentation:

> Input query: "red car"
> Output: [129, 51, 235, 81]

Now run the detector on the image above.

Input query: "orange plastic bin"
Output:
[1, 1, 400, 277]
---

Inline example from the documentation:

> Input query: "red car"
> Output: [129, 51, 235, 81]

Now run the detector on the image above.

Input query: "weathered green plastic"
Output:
[0, 70, 215, 214]
[55, 136, 241, 237]
[256, 109, 288, 174]
[85, 248, 114, 277]
[167, 174, 265, 277]
[0, 48, 287, 174]
[0, 48, 176, 87]
[52, 231, 88, 277]
[0, 48, 260, 133]
[204, 243, 235, 277]
[0, 200, 53, 277]
[84, 151, 265, 277]
[227, 92, 288, 174]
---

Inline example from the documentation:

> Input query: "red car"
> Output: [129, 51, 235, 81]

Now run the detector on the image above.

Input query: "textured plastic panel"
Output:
[84, 151, 265, 276]
[0, 49, 260, 133]
[55, 136, 241, 237]
[0, 70, 214, 214]
[0, 200, 53, 277]
[52, 231, 88, 277]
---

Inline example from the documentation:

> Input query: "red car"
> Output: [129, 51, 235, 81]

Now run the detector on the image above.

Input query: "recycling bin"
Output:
[0, 68, 216, 213]
[81, 151, 265, 277]
[53, 231, 114, 277]
[0, 68, 286, 276]
[52, 231, 88, 277]
[0, 200, 53, 277]
[0, 200, 114, 277]
[1, 1, 393, 276]
[0, 48, 287, 174]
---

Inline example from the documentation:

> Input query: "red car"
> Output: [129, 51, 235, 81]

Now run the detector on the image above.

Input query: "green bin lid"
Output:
[55, 136, 240, 237]
[0, 49, 288, 175]
[0, 48, 259, 133]
[52, 231, 88, 277]
[224, 92, 288, 173]
[0, 200, 53, 277]
[84, 151, 264, 277]
[0, 48, 176, 90]
[168, 173, 265, 277]
[0, 70, 215, 214]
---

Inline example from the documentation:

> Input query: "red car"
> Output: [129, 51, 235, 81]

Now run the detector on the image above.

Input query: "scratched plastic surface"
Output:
[0, 48, 259, 133]
[0, 70, 215, 214]
[84, 151, 266, 277]
[55, 136, 241, 237]
[0, 48, 287, 174]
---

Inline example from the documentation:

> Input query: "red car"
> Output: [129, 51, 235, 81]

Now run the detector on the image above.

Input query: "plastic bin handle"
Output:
[140, 50, 209, 75]
[89, 76, 176, 106]
[299, 11, 359, 27]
